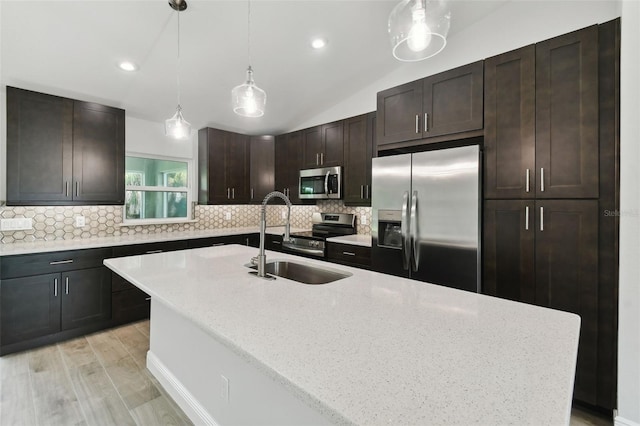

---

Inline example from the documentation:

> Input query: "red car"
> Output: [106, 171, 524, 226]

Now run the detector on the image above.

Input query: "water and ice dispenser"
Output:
[377, 210, 403, 249]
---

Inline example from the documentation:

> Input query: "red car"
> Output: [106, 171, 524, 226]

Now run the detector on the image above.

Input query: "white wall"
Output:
[617, 1, 640, 424]
[125, 116, 194, 159]
[293, 1, 620, 130]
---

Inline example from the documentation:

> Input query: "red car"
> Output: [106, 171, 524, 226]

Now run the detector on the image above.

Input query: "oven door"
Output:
[282, 237, 326, 258]
[299, 167, 341, 199]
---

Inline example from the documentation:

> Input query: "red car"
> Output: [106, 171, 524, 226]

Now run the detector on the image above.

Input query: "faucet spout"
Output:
[255, 191, 292, 279]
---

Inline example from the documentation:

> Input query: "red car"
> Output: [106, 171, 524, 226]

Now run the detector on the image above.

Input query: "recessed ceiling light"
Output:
[311, 38, 327, 49]
[118, 61, 138, 72]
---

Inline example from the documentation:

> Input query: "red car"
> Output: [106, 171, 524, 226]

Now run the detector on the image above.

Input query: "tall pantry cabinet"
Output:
[482, 20, 619, 411]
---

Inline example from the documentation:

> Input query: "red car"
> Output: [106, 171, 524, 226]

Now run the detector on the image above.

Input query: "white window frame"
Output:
[123, 153, 194, 226]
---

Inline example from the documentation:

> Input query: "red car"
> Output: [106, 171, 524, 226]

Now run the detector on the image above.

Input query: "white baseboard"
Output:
[147, 351, 218, 426]
[615, 415, 640, 426]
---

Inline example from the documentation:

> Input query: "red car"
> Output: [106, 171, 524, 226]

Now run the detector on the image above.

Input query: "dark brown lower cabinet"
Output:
[60, 267, 111, 331]
[483, 199, 600, 406]
[327, 242, 371, 269]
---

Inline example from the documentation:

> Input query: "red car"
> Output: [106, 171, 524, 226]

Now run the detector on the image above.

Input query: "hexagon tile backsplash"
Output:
[0, 201, 371, 244]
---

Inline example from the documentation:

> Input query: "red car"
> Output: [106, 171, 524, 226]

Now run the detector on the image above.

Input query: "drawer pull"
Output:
[54, 278, 58, 297]
[65, 277, 69, 295]
[145, 297, 152, 301]
[342, 251, 356, 256]
[145, 250, 163, 254]
[49, 259, 73, 265]
[211, 243, 226, 247]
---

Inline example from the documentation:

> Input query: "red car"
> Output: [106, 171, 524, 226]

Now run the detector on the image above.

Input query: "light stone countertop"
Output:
[326, 234, 372, 247]
[0, 227, 308, 257]
[104, 244, 580, 426]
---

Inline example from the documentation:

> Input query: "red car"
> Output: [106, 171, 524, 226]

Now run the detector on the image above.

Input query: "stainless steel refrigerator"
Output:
[371, 145, 480, 292]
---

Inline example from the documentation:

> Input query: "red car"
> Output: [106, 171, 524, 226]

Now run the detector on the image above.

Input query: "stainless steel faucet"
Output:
[251, 191, 292, 278]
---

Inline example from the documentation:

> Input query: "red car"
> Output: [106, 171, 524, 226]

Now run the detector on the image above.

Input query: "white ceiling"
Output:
[1, 0, 509, 135]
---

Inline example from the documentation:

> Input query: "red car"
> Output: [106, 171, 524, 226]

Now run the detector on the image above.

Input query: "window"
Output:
[124, 155, 192, 224]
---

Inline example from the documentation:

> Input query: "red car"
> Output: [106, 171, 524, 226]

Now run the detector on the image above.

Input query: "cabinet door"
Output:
[72, 100, 125, 204]
[423, 61, 484, 139]
[61, 267, 111, 331]
[274, 134, 289, 195]
[535, 200, 598, 404]
[6, 87, 73, 204]
[376, 80, 422, 146]
[343, 114, 372, 206]
[249, 135, 275, 203]
[275, 131, 303, 203]
[321, 120, 344, 167]
[484, 47, 536, 199]
[536, 26, 599, 198]
[483, 200, 535, 303]
[302, 126, 322, 168]
[0, 273, 61, 345]
[227, 133, 250, 203]
[198, 128, 230, 204]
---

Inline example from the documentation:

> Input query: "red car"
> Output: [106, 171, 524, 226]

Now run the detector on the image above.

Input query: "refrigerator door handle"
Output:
[401, 191, 410, 270]
[410, 191, 419, 271]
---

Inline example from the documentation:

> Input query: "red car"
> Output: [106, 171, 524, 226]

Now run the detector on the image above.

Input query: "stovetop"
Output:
[289, 212, 356, 241]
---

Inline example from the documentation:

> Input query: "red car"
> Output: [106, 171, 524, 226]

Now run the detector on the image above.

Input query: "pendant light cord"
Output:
[247, 0, 252, 65]
[176, 5, 182, 107]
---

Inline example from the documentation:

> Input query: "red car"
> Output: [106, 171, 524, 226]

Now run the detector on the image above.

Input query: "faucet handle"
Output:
[250, 256, 258, 265]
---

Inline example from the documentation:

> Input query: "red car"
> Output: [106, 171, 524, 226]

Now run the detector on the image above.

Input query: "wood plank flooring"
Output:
[0, 321, 191, 426]
[1, 320, 613, 426]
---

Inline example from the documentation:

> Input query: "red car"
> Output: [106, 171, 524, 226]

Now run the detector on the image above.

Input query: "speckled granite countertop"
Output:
[104, 245, 580, 426]
[326, 234, 372, 247]
[0, 227, 308, 257]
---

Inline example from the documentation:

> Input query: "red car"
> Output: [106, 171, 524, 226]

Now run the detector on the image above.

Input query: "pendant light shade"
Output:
[232, 66, 266, 118]
[165, 0, 191, 139]
[389, 0, 451, 62]
[165, 105, 191, 140]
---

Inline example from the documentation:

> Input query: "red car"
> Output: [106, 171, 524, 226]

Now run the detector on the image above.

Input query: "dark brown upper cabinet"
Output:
[484, 45, 536, 199]
[249, 135, 275, 203]
[377, 61, 484, 149]
[301, 120, 344, 168]
[536, 25, 599, 199]
[6, 87, 125, 206]
[198, 128, 250, 205]
[274, 131, 303, 204]
[343, 112, 375, 206]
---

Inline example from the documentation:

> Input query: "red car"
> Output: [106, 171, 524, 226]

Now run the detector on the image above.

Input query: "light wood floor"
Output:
[1, 320, 613, 426]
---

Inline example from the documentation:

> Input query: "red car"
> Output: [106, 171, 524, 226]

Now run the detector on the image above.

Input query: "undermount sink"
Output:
[247, 260, 352, 284]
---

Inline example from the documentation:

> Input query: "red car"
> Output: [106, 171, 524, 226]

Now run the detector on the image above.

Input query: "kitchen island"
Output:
[104, 245, 580, 425]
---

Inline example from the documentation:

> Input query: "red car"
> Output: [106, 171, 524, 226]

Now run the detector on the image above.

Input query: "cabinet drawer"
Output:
[0, 248, 112, 279]
[327, 243, 371, 268]
[112, 240, 188, 257]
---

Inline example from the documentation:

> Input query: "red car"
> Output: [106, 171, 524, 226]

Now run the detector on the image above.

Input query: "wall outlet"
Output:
[225, 212, 232, 221]
[74, 215, 86, 228]
[0, 218, 33, 231]
[221, 375, 229, 403]
[281, 210, 287, 219]
[361, 214, 368, 226]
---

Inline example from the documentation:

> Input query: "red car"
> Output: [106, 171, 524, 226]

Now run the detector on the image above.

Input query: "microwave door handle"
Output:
[410, 191, 419, 272]
[324, 171, 330, 195]
[400, 191, 410, 270]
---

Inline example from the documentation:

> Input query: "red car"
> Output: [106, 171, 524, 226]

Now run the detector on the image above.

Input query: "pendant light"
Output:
[232, 0, 266, 118]
[165, 0, 191, 140]
[389, 0, 451, 62]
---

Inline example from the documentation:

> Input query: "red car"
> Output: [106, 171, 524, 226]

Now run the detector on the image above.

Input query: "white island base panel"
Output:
[147, 300, 332, 425]
[105, 245, 581, 425]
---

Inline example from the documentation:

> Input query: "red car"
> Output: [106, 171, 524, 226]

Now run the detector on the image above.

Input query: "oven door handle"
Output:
[282, 242, 325, 257]
[324, 171, 330, 196]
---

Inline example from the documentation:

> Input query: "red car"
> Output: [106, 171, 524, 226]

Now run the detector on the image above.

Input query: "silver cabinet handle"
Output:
[366, 185, 369, 199]
[424, 113, 429, 132]
[50, 259, 73, 265]
[145, 250, 163, 254]
[272, 241, 281, 245]
[54, 278, 58, 297]
[360, 185, 364, 199]
[232, 188, 235, 199]
[415, 114, 420, 133]
[320, 153, 324, 165]
[401, 191, 410, 270]
[65, 181, 70, 197]
[342, 251, 356, 256]
[145, 297, 151, 301]
[316, 153, 320, 165]
[410, 191, 419, 272]
[227, 188, 231, 199]
[525, 206, 530, 231]
[525, 169, 530, 193]
[540, 168, 545, 192]
[251, 188, 254, 200]
[540, 206, 544, 231]
[65, 276, 69, 295]
[75, 181, 79, 197]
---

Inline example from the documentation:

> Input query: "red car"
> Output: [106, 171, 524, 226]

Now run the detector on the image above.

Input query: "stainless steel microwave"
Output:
[299, 166, 342, 199]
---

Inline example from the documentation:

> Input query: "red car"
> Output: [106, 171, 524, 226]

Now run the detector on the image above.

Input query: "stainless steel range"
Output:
[282, 212, 356, 258]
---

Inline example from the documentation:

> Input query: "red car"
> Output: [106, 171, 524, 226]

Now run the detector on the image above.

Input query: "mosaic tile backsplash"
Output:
[0, 201, 371, 244]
